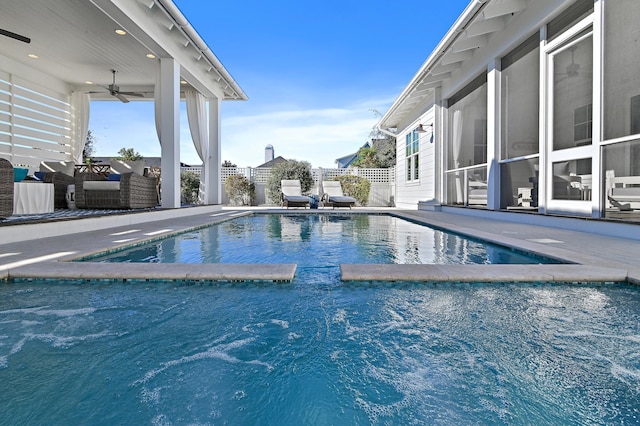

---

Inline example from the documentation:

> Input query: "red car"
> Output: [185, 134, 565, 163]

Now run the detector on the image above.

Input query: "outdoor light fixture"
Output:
[416, 123, 433, 133]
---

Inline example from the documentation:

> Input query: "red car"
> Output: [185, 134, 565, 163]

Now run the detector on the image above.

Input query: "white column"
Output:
[158, 58, 181, 209]
[486, 59, 501, 210]
[207, 96, 222, 204]
[434, 86, 443, 204]
[591, 0, 603, 218]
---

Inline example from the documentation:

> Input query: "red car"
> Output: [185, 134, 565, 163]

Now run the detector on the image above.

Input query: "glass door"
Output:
[545, 25, 593, 215]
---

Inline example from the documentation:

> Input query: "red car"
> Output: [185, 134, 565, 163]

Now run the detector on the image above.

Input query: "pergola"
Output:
[0, 0, 247, 208]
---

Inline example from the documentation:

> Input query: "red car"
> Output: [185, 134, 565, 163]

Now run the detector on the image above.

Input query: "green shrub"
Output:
[334, 175, 371, 206]
[181, 171, 200, 205]
[266, 160, 314, 204]
[225, 174, 255, 206]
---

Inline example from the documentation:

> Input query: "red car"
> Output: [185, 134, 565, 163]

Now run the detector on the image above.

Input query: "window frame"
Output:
[405, 129, 420, 182]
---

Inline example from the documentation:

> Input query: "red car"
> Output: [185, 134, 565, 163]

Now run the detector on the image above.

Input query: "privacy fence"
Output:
[181, 166, 396, 207]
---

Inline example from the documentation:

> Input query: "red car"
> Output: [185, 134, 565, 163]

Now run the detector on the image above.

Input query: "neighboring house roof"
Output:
[257, 156, 287, 168]
[378, 0, 536, 131]
[0, 0, 247, 101]
[335, 142, 370, 168]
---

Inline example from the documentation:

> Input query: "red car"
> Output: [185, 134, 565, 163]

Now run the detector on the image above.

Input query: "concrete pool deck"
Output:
[0, 205, 638, 284]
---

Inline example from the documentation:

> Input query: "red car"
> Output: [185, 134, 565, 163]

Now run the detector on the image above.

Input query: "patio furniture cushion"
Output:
[39, 161, 75, 177]
[13, 167, 28, 182]
[110, 160, 147, 176]
[83, 180, 120, 191]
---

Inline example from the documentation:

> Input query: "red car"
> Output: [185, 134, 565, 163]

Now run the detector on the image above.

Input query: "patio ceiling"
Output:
[0, 0, 246, 101]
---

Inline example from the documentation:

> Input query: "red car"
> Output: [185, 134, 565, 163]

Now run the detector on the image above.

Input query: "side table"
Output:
[13, 182, 55, 214]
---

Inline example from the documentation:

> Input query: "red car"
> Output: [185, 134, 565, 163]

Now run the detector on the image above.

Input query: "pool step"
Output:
[340, 264, 630, 283]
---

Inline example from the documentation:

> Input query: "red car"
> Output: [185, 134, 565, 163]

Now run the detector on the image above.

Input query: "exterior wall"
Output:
[395, 105, 437, 210]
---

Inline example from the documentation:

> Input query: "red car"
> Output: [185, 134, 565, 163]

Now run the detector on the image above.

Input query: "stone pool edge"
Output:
[6, 263, 298, 283]
[340, 264, 630, 283]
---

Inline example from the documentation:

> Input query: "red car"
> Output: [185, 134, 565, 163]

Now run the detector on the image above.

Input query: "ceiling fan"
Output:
[0, 28, 30, 44]
[554, 45, 590, 83]
[105, 69, 144, 103]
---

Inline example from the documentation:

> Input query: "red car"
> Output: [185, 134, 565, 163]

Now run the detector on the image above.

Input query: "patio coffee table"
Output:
[13, 181, 54, 214]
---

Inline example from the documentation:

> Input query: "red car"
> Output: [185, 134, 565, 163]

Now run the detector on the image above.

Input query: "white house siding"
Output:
[395, 105, 437, 209]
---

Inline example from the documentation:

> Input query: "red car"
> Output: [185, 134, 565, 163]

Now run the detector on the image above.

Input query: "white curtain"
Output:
[452, 110, 464, 203]
[185, 90, 209, 203]
[154, 66, 161, 143]
[70, 92, 90, 164]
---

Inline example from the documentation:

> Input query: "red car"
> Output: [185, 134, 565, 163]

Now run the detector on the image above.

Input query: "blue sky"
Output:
[89, 0, 470, 167]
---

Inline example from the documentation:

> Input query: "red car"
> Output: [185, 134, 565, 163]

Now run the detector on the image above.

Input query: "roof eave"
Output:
[378, 0, 489, 130]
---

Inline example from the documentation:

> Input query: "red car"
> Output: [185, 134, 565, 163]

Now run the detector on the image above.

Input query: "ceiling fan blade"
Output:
[0, 28, 30, 44]
[115, 93, 130, 103]
[119, 91, 144, 97]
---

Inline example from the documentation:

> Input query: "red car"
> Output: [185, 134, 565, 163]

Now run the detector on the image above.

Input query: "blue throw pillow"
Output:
[107, 173, 121, 181]
[34, 171, 46, 181]
[13, 168, 28, 182]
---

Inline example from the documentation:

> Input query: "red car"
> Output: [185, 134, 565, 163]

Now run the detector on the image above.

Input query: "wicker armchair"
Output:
[42, 171, 75, 209]
[0, 158, 14, 218]
[75, 172, 159, 209]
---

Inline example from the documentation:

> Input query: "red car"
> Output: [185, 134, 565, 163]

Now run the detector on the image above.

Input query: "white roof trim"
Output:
[378, 0, 532, 131]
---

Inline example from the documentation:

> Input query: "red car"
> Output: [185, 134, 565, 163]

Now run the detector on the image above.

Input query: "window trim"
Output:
[405, 128, 420, 182]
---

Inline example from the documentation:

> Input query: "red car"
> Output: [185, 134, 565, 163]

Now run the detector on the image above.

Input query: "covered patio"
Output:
[0, 0, 247, 209]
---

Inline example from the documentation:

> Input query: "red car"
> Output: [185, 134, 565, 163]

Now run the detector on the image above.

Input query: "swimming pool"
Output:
[2, 214, 635, 424]
[90, 214, 556, 266]
[1, 277, 638, 425]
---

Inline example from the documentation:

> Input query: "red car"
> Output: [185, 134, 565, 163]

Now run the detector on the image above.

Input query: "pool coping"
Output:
[7, 262, 297, 283]
[340, 264, 629, 283]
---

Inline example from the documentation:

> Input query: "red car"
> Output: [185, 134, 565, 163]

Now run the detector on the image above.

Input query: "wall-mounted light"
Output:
[416, 123, 433, 133]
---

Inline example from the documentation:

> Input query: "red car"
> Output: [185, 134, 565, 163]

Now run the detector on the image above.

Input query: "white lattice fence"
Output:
[213, 166, 395, 206]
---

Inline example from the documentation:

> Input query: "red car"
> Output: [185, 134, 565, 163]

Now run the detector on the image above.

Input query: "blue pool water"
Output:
[2, 214, 636, 425]
[0, 278, 639, 425]
[91, 214, 556, 265]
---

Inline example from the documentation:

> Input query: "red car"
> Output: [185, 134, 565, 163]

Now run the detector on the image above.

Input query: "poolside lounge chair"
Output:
[321, 181, 356, 209]
[0, 158, 14, 218]
[280, 180, 310, 208]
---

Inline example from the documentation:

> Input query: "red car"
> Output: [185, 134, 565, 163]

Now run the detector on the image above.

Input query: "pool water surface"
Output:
[91, 214, 556, 266]
[0, 277, 638, 425]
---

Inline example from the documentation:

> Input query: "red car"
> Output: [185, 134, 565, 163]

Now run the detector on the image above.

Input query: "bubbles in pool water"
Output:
[0, 243, 638, 424]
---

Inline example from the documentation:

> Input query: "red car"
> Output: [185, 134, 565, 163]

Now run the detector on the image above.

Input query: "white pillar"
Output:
[434, 86, 443, 204]
[486, 59, 501, 210]
[159, 58, 181, 209]
[206, 96, 221, 204]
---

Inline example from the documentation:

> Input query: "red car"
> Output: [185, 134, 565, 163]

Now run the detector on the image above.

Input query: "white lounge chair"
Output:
[322, 181, 356, 209]
[280, 180, 310, 208]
